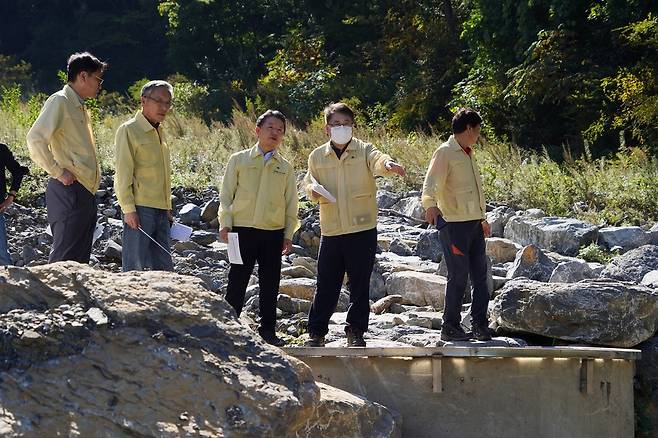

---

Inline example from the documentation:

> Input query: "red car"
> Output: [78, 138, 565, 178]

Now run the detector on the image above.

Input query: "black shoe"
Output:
[305, 333, 325, 347]
[472, 323, 492, 341]
[440, 323, 471, 341]
[346, 330, 366, 347]
[259, 330, 285, 347]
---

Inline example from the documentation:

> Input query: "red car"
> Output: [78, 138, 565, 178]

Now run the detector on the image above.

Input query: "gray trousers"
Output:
[121, 205, 173, 272]
[46, 178, 97, 263]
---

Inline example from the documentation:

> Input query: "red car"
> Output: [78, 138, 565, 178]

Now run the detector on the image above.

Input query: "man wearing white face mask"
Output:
[303, 102, 405, 347]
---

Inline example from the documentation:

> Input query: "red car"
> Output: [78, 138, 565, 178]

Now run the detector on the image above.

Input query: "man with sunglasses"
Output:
[114, 81, 175, 271]
[27, 52, 107, 263]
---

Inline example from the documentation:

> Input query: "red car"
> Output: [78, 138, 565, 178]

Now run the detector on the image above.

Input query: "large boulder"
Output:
[491, 278, 658, 347]
[598, 226, 652, 252]
[386, 271, 446, 309]
[504, 216, 598, 256]
[414, 228, 442, 262]
[600, 245, 658, 283]
[0, 262, 400, 437]
[507, 244, 557, 282]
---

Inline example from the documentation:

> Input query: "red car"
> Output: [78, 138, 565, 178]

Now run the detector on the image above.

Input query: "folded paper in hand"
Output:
[309, 174, 336, 203]
[170, 222, 193, 241]
[227, 232, 243, 264]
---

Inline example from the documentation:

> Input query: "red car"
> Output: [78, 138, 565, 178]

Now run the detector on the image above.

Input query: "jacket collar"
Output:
[135, 110, 161, 133]
[63, 84, 84, 108]
[447, 135, 473, 156]
[322, 138, 358, 156]
[249, 143, 279, 161]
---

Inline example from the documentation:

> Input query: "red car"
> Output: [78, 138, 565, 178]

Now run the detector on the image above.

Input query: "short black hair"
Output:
[256, 110, 287, 132]
[67, 52, 108, 82]
[451, 108, 482, 134]
[324, 102, 355, 124]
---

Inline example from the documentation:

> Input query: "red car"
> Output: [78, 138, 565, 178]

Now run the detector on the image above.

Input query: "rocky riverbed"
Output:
[4, 174, 658, 435]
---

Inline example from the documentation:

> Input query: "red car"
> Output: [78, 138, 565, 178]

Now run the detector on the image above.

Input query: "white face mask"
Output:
[330, 125, 353, 145]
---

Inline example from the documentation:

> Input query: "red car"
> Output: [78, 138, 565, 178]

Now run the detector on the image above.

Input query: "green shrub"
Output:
[578, 243, 613, 264]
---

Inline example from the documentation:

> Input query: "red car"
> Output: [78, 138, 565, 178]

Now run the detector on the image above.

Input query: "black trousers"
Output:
[225, 227, 283, 333]
[439, 220, 489, 326]
[46, 179, 97, 263]
[308, 228, 377, 337]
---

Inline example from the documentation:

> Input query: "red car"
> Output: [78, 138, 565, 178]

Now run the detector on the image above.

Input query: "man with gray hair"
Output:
[114, 80, 174, 271]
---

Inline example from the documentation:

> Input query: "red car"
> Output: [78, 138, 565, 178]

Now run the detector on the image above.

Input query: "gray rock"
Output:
[305, 383, 401, 438]
[492, 276, 509, 292]
[491, 278, 658, 347]
[85, 307, 108, 325]
[179, 203, 202, 224]
[200, 200, 220, 223]
[486, 206, 515, 237]
[390, 196, 424, 221]
[414, 229, 442, 262]
[504, 216, 598, 256]
[0, 262, 335, 436]
[598, 226, 651, 252]
[650, 223, 658, 245]
[279, 278, 316, 300]
[641, 270, 658, 288]
[386, 271, 446, 309]
[389, 238, 413, 256]
[507, 244, 557, 282]
[103, 240, 122, 262]
[281, 265, 315, 279]
[548, 260, 594, 283]
[486, 237, 521, 264]
[371, 295, 404, 315]
[190, 230, 216, 245]
[376, 190, 400, 209]
[369, 270, 387, 301]
[600, 245, 658, 283]
[277, 294, 312, 314]
[521, 208, 545, 218]
[291, 257, 317, 275]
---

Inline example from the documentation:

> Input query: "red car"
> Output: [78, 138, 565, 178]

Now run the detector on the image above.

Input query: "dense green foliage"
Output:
[1, 1, 658, 154]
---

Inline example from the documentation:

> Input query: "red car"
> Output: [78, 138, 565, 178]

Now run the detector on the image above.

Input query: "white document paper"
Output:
[170, 222, 193, 241]
[227, 232, 243, 265]
[309, 174, 337, 203]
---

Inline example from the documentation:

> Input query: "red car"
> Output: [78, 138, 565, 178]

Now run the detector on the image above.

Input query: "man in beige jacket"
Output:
[219, 110, 299, 346]
[304, 102, 405, 347]
[27, 52, 107, 263]
[422, 108, 492, 341]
